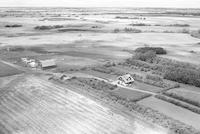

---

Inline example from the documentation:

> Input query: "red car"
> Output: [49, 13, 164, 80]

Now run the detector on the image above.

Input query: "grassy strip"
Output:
[155, 95, 200, 115]
[67, 78, 200, 134]
[164, 92, 200, 108]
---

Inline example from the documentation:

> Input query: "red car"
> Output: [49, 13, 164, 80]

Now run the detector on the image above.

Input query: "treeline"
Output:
[125, 47, 200, 87]
[5, 24, 22, 28]
[34, 25, 64, 30]
[91, 64, 177, 89]
[164, 67, 200, 87]
[113, 28, 142, 33]
[135, 47, 167, 54]
[129, 23, 190, 27]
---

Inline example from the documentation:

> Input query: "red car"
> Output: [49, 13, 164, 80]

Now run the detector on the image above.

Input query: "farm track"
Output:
[1, 75, 162, 134]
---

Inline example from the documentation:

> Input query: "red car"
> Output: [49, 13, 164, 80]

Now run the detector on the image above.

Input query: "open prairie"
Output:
[1, 8, 200, 65]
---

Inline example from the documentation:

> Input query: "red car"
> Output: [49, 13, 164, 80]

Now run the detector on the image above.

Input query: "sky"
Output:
[0, 0, 200, 8]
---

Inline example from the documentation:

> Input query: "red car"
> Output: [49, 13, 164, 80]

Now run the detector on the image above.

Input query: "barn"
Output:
[39, 59, 56, 69]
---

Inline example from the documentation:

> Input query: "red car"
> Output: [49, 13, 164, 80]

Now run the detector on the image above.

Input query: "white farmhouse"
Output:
[117, 74, 134, 86]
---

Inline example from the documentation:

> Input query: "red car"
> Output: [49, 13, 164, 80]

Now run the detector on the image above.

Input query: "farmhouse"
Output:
[117, 74, 134, 86]
[39, 59, 56, 69]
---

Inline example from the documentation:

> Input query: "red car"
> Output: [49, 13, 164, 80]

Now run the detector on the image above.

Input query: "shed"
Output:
[39, 59, 56, 69]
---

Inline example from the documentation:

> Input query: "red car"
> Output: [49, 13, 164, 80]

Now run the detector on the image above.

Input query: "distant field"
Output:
[0, 61, 23, 77]
[111, 87, 151, 102]
[138, 96, 200, 130]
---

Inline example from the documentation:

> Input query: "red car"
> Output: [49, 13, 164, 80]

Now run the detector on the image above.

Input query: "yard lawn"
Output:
[138, 96, 200, 130]
[167, 87, 200, 104]
[132, 81, 163, 93]
[110, 87, 150, 101]
[0, 61, 23, 77]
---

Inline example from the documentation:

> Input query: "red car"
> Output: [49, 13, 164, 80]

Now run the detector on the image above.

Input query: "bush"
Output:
[135, 47, 167, 55]
[113, 28, 120, 33]
[134, 50, 156, 62]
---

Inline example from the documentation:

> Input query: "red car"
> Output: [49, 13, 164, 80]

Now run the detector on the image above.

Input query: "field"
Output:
[0, 61, 23, 77]
[138, 96, 200, 130]
[1, 7, 200, 133]
[0, 75, 167, 134]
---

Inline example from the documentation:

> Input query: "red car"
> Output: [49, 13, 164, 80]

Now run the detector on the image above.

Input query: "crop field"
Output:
[138, 96, 200, 130]
[0, 61, 23, 77]
[0, 75, 167, 134]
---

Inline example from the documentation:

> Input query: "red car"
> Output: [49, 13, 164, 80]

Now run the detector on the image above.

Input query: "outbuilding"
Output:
[39, 59, 56, 69]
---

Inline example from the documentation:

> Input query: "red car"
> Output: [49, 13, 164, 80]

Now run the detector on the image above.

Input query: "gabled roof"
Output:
[40, 59, 56, 68]
[118, 74, 134, 84]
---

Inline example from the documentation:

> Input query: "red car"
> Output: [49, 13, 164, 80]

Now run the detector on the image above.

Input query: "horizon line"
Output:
[0, 6, 200, 9]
